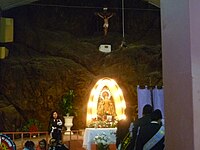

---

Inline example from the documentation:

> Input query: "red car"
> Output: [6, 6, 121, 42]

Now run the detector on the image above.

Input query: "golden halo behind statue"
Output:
[100, 89, 111, 100]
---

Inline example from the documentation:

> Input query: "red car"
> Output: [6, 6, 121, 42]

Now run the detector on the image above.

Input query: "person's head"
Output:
[142, 104, 153, 116]
[38, 139, 46, 149]
[51, 111, 58, 119]
[151, 109, 162, 123]
[49, 138, 57, 147]
[103, 91, 109, 98]
[24, 140, 35, 150]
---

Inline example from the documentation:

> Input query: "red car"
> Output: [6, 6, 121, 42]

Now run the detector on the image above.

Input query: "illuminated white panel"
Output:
[90, 89, 95, 97]
[87, 114, 92, 121]
[113, 91, 119, 98]
[118, 88, 123, 96]
[121, 101, 126, 108]
[88, 101, 95, 108]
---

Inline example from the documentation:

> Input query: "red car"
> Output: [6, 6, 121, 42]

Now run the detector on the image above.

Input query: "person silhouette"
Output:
[135, 109, 165, 150]
[48, 111, 63, 143]
[130, 104, 153, 149]
[23, 140, 35, 150]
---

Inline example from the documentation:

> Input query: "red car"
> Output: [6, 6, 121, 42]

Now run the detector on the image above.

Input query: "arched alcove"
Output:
[86, 77, 126, 126]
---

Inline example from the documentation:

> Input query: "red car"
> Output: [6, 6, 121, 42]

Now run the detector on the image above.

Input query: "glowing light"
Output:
[90, 89, 95, 96]
[86, 77, 126, 125]
[88, 101, 95, 108]
[121, 101, 126, 108]
[120, 114, 126, 120]
[100, 89, 111, 100]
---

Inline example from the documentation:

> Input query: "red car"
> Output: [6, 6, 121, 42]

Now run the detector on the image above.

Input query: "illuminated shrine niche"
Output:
[86, 77, 126, 126]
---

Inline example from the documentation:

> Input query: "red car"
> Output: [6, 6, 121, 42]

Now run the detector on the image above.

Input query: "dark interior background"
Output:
[0, 0, 162, 131]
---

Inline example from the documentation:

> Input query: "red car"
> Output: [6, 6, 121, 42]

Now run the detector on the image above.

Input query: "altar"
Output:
[82, 128, 117, 150]
[84, 78, 125, 150]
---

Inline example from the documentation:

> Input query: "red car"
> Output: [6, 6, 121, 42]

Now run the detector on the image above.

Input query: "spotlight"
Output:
[103, 7, 108, 11]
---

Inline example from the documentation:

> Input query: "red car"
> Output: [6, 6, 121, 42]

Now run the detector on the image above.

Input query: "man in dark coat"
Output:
[135, 109, 165, 150]
[129, 104, 153, 149]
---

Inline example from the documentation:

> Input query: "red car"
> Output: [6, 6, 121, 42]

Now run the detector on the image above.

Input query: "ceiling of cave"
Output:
[0, 0, 159, 11]
[0, 0, 38, 11]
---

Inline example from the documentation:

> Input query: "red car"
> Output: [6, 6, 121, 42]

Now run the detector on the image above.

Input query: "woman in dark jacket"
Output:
[48, 111, 63, 143]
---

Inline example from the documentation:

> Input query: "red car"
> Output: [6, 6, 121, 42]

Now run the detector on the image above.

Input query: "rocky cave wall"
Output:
[0, 1, 162, 131]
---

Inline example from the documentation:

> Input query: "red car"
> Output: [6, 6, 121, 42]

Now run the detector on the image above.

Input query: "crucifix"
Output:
[95, 8, 114, 36]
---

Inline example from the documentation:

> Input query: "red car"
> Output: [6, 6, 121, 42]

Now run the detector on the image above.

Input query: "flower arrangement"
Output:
[22, 119, 42, 132]
[93, 132, 112, 150]
[88, 118, 118, 128]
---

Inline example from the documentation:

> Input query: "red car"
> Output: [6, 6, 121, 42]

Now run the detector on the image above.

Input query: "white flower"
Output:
[93, 132, 113, 146]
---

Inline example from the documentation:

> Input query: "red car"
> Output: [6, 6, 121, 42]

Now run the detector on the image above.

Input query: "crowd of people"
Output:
[116, 104, 165, 150]
[23, 138, 69, 150]
[23, 111, 68, 150]
[22, 105, 164, 150]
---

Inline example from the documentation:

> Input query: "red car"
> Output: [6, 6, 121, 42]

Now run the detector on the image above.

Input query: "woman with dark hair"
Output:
[48, 111, 63, 143]
[36, 139, 47, 150]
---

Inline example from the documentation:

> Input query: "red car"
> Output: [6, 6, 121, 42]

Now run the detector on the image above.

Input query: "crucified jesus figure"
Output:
[97, 12, 114, 36]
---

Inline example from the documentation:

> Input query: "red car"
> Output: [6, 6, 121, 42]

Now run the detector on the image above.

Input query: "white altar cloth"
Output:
[82, 128, 117, 150]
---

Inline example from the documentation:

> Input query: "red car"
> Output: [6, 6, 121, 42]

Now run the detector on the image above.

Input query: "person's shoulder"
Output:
[141, 122, 162, 131]
[138, 115, 151, 123]
[133, 118, 140, 126]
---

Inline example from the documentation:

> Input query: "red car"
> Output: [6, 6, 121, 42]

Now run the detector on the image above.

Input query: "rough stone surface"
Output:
[0, 3, 162, 131]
